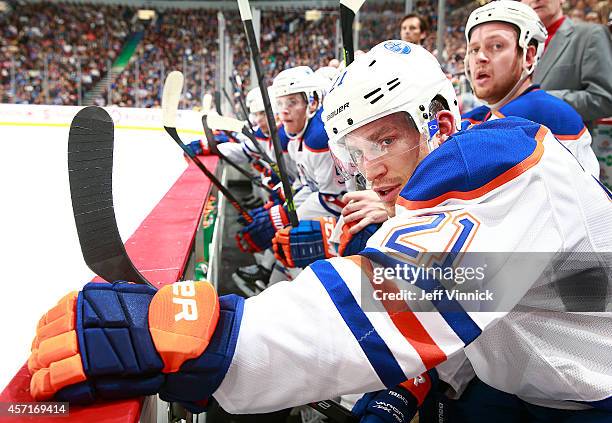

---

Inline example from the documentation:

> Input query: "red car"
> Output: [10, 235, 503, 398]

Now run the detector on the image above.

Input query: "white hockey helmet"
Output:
[465, 1, 547, 79]
[314, 66, 341, 99]
[245, 87, 265, 114]
[271, 66, 324, 106]
[323, 40, 460, 180]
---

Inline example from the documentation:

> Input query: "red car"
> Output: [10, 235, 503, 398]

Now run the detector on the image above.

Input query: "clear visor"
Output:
[329, 118, 439, 182]
[275, 95, 306, 112]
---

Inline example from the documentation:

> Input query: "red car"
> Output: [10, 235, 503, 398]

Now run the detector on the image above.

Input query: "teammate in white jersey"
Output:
[236, 66, 347, 286]
[28, 42, 612, 422]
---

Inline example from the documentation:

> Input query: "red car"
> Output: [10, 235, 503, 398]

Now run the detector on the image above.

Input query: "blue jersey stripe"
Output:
[360, 248, 482, 345]
[310, 260, 406, 387]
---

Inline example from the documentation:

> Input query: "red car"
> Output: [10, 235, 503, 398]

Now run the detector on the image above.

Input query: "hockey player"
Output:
[236, 66, 347, 283]
[27, 42, 612, 422]
[339, 0, 601, 252]
[462, 0, 599, 176]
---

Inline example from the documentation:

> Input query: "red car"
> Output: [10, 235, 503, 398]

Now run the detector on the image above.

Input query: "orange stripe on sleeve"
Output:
[345, 256, 447, 369]
[555, 126, 587, 141]
[397, 127, 546, 210]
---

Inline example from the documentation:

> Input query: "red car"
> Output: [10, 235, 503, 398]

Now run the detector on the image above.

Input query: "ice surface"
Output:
[0, 122, 189, 388]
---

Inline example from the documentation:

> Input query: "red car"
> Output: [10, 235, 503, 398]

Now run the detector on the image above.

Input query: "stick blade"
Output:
[162, 71, 184, 127]
[202, 93, 214, 115]
[237, 0, 253, 20]
[68, 106, 150, 285]
[206, 111, 246, 133]
[340, 0, 366, 13]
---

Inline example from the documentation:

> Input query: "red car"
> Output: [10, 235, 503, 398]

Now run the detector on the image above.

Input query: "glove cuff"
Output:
[159, 294, 244, 410]
[269, 205, 289, 231]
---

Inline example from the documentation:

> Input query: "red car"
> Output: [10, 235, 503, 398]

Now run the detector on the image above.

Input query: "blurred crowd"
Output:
[0, 0, 609, 108]
[0, 1, 131, 104]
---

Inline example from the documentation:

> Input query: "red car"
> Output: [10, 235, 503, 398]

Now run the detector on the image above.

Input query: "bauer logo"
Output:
[326, 102, 349, 121]
[172, 281, 198, 321]
[383, 41, 412, 55]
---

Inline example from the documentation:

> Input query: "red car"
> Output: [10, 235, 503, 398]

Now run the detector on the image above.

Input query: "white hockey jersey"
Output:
[214, 117, 612, 413]
[286, 108, 347, 219]
[463, 85, 600, 177]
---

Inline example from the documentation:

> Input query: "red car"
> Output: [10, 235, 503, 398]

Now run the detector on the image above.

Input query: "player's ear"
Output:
[309, 99, 319, 114]
[436, 110, 456, 140]
[524, 44, 537, 68]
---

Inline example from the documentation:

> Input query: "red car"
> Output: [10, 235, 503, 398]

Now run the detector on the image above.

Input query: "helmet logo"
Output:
[326, 102, 350, 122]
[383, 41, 412, 55]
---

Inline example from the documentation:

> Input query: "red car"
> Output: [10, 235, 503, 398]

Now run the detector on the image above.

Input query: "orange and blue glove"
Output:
[272, 217, 337, 268]
[351, 371, 437, 423]
[236, 203, 289, 253]
[28, 281, 243, 412]
[338, 222, 382, 257]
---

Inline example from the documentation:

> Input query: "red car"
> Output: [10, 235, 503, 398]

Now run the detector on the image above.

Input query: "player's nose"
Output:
[364, 159, 386, 183]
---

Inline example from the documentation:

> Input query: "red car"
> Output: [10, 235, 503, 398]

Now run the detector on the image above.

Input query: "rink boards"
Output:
[0, 104, 218, 421]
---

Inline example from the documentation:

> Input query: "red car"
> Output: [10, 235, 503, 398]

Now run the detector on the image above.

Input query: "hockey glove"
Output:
[236, 204, 289, 253]
[339, 222, 382, 257]
[272, 217, 337, 268]
[28, 281, 243, 413]
[352, 372, 437, 423]
[185, 139, 211, 157]
[236, 200, 282, 226]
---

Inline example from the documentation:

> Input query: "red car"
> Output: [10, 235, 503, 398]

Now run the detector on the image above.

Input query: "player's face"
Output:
[521, 0, 563, 27]
[254, 111, 269, 133]
[276, 93, 308, 134]
[400, 17, 425, 44]
[345, 112, 427, 209]
[467, 22, 523, 105]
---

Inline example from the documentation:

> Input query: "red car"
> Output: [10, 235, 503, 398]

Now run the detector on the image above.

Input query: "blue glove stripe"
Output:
[105, 328, 140, 374]
[342, 223, 381, 257]
[78, 283, 163, 377]
[83, 328, 126, 376]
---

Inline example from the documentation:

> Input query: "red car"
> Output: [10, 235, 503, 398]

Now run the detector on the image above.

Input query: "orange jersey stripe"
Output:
[397, 126, 547, 210]
[346, 256, 447, 369]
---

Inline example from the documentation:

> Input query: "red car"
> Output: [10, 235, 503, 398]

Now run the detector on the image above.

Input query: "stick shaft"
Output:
[164, 126, 253, 223]
[228, 77, 253, 128]
[201, 116, 275, 195]
[240, 6, 298, 227]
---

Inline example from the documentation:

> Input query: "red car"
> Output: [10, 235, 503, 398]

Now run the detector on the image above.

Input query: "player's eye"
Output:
[378, 138, 395, 149]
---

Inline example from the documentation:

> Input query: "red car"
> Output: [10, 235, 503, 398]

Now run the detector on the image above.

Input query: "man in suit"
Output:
[522, 0, 612, 129]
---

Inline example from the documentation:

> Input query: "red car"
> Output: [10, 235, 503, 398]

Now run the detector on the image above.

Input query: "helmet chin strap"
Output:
[284, 101, 318, 141]
[284, 114, 309, 140]
[468, 48, 534, 111]
[484, 68, 530, 111]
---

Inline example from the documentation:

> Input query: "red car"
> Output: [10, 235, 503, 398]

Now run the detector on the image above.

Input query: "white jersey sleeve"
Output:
[213, 118, 612, 413]
[217, 140, 253, 165]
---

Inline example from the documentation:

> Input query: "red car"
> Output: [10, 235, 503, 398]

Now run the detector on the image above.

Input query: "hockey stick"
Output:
[238, 0, 299, 227]
[68, 106, 155, 287]
[340, 0, 368, 191]
[206, 111, 276, 167]
[228, 74, 255, 133]
[340, 0, 366, 65]
[222, 87, 245, 120]
[199, 111, 277, 196]
[162, 71, 253, 224]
